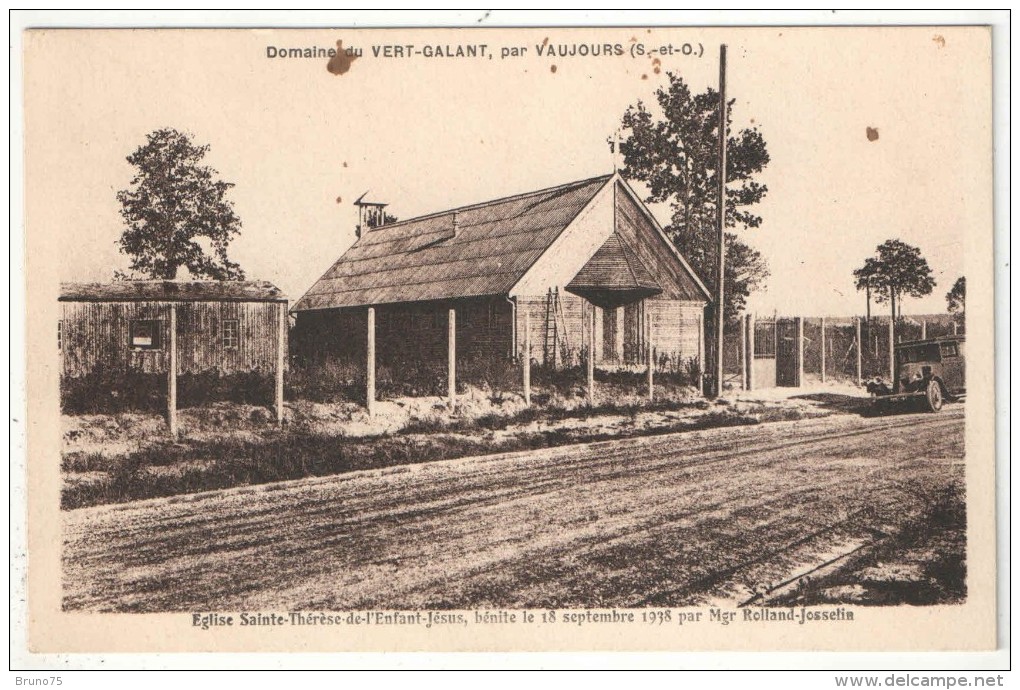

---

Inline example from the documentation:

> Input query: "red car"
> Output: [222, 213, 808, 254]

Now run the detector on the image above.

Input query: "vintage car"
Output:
[866, 335, 965, 412]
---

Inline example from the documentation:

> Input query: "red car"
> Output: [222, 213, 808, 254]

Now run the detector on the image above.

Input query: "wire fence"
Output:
[721, 314, 964, 388]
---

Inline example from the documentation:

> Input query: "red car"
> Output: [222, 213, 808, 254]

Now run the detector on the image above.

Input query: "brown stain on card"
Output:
[933, 34, 946, 48]
[327, 40, 358, 76]
[866, 127, 879, 142]
[550, 64, 557, 74]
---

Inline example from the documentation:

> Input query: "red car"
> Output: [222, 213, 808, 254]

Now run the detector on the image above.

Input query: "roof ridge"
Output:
[359, 173, 614, 236]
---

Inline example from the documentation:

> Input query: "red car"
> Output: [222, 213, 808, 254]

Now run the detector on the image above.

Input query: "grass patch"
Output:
[61, 398, 799, 510]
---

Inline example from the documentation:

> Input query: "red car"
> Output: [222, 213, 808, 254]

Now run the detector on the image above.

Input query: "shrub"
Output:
[286, 359, 362, 403]
[60, 370, 167, 414]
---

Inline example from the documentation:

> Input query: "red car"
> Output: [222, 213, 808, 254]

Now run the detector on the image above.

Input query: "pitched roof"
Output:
[567, 233, 661, 293]
[60, 280, 286, 302]
[293, 174, 613, 311]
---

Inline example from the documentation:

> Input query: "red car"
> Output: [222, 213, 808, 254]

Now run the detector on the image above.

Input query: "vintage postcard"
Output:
[21, 23, 997, 656]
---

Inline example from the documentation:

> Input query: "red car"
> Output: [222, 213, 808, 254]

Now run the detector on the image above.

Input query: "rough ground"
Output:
[63, 406, 964, 612]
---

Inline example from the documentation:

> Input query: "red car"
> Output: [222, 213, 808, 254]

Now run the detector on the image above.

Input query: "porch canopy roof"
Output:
[565, 232, 662, 308]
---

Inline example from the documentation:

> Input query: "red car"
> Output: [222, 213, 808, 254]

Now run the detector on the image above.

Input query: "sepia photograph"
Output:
[16, 16, 1002, 663]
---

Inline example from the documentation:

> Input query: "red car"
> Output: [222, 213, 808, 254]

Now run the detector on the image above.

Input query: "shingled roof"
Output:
[293, 174, 614, 312]
[60, 280, 286, 302]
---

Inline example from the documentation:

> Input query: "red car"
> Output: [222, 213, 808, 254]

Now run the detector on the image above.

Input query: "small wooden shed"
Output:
[59, 280, 288, 432]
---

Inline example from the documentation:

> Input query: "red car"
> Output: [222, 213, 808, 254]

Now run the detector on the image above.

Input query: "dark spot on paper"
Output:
[476, 9, 491, 23]
[550, 64, 557, 74]
[343, 162, 348, 168]
[750, 117, 756, 124]
[652, 57, 661, 75]
[630, 36, 638, 43]
[866, 127, 879, 142]
[641, 74, 648, 80]
[541, 37, 549, 47]
[933, 34, 946, 48]
[336, 196, 342, 204]
[327, 40, 358, 76]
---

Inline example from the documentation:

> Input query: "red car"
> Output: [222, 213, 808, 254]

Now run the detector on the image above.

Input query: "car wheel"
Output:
[925, 379, 944, 412]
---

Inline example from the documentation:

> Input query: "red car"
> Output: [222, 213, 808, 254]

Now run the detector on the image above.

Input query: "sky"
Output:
[24, 26, 991, 317]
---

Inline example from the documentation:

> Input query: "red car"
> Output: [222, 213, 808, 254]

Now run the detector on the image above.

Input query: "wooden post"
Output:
[448, 308, 456, 409]
[275, 302, 285, 425]
[820, 316, 827, 384]
[167, 303, 177, 439]
[646, 312, 654, 401]
[796, 316, 804, 387]
[614, 306, 624, 362]
[522, 307, 531, 406]
[698, 308, 706, 397]
[746, 314, 755, 391]
[855, 317, 863, 386]
[587, 305, 596, 406]
[366, 307, 376, 416]
[714, 44, 728, 399]
[953, 321, 958, 335]
[739, 314, 747, 390]
[888, 317, 895, 381]
[921, 319, 927, 340]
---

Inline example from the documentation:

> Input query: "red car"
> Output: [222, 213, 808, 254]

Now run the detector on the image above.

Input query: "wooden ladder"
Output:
[544, 288, 557, 367]
[543, 287, 571, 368]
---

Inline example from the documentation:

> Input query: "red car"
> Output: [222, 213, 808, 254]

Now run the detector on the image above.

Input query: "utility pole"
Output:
[714, 44, 728, 398]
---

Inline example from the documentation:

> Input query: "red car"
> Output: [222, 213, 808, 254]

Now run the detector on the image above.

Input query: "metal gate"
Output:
[776, 318, 801, 387]
[752, 319, 777, 390]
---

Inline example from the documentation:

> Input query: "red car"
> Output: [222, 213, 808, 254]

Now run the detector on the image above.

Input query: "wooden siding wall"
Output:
[60, 300, 285, 378]
[292, 296, 513, 367]
[517, 295, 702, 367]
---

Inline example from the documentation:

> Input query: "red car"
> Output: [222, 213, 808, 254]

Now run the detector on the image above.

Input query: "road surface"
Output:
[63, 407, 964, 612]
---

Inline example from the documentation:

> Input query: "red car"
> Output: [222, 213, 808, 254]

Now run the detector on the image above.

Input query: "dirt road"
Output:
[63, 407, 964, 612]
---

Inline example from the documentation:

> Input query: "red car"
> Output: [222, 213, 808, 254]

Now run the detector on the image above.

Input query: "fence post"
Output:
[739, 315, 747, 391]
[366, 307, 376, 416]
[796, 317, 804, 387]
[855, 317, 863, 386]
[888, 317, 895, 381]
[522, 307, 531, 406]
[698, 308, 706, 397]
[448, 308, 457, 409]
[646, 314, 654, 401]
[746, 314, 755, 391]
[588, 305, 596, 406]
[167, 303, 177, 439]
[275, 301, 286, 425]
[820, 316, 826, 384]
[921, 319, 927, 340]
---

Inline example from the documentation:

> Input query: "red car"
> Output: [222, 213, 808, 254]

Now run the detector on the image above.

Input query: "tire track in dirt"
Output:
[63, 409, 964, 611]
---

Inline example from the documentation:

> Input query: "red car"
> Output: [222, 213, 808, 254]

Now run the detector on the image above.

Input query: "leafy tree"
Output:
[617, 72, 770, 323]
[117, 128, 245, 280]
[945, 276, 965, 318]
[853, 240, 936, 324]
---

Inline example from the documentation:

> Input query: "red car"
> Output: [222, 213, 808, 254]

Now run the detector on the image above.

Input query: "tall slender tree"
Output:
[853, 240, 936, 326]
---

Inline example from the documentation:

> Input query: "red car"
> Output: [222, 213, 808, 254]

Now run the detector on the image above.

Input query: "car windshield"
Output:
[897, 343, 940, 364]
